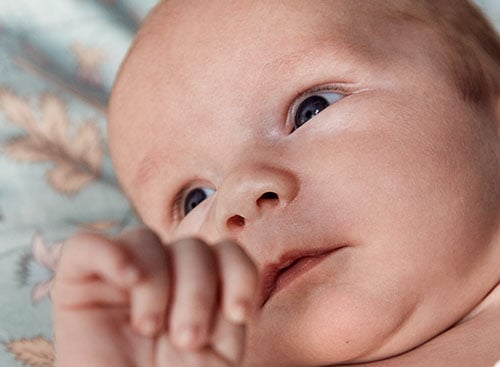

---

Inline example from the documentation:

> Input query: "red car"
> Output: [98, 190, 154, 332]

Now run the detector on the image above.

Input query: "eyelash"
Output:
[296, 84, 351, 100]
[170, 184, 215, 223]
[171, 185, 193, 223]
[172, 189, 186, 222]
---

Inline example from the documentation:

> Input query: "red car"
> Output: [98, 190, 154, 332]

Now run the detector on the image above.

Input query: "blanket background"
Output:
[0, 1, 498, 366]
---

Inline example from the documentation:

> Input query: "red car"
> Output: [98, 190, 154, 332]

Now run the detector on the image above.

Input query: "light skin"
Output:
[52, 1, 500, 366]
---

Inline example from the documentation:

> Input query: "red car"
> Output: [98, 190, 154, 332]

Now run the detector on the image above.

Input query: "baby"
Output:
[52, 0, 500, 366]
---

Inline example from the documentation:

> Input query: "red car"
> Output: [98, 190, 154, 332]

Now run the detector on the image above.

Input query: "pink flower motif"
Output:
[20, 234, 64, 304]
[72, 42, 106, 86]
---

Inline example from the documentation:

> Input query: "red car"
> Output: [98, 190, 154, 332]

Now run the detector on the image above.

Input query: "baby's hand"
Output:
[52, 228, 258, 367]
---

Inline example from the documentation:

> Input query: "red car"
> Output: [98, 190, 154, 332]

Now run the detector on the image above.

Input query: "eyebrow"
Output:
[133, 149, 174, 194]
[260, 35, 373, 80]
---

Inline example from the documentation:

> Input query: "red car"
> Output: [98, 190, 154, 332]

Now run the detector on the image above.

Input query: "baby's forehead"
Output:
[131, 0, 441, 86]
[124, 1, 410, 92]
[144, 1, 392, 50]
[109, 0, 450, 193]
[114, 0, 438, 129]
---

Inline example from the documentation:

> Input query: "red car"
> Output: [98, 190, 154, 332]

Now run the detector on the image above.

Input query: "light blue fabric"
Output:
[0, 1, 498, 366]
[0, 1, 156, 365]
[476, 0, 500, 25]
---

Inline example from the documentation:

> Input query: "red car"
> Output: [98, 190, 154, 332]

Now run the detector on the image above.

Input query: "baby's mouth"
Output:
[260, 246, 345, 307]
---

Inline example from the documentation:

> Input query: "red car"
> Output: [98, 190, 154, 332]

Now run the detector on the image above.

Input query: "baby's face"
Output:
[109, 0, 500, 364]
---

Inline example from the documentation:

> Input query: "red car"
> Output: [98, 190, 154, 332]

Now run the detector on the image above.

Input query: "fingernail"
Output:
[122, 266, 140, 285]
[177, 325, 200, 348]
[228, 300, 249, 323]
[141, 315, 160, 335]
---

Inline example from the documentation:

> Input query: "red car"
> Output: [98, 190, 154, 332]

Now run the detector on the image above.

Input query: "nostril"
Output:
[257, 191, 279, 208]
[261, 192, 278, 200]
[227, 215, 245, 229]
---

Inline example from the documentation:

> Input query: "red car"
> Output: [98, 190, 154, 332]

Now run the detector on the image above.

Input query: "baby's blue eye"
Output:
[183, 188, 215, 216]
[294, 92, 344, 130]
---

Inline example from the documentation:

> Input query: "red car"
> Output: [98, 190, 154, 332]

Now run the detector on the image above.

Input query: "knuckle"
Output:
[120, 226, 161, 244]
[172, 238, 216, 267]
[56, 234, 87, 267]
[188, 289, 214, 307]
[66, 231, 103, 247]
[170, 238, 213, 258]
[173, 237, 208, 251]
[215, 240, 238, 251]
[62, 232, 109, 260]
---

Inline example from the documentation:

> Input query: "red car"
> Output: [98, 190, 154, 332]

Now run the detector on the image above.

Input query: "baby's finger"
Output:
[117, 228, 170, 337]
[55, 232, 141, 293]
[155, 334, 234, 367]
[215, 241, 259, 324]
[168, 238, 218, 350]
[210, 311, 246, 365]
[52, 278, 129, 308]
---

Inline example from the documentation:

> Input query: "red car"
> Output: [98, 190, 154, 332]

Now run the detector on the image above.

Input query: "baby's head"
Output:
[109, 0, 500, 365]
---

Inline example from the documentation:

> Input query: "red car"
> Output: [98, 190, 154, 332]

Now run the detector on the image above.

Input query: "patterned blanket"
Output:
[0, 1, 155, 365]
[0, 1, 497, 366]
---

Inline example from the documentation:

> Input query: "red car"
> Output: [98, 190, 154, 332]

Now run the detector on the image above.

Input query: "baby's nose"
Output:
[214, 165, 299, 235]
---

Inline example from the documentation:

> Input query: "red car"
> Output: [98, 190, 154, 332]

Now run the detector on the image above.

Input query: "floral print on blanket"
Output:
[6, 337, 55, 367]
[0, 1, 157, 366]
[0, 91, 104, 195]
[0, 1, 498, 367]
[19, 234, 62, 305]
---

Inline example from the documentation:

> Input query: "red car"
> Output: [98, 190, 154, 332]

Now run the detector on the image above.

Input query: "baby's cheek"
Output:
[167, 204, 214, 242]
[292, 285, 409, 363]
[254, 277, 414, 365]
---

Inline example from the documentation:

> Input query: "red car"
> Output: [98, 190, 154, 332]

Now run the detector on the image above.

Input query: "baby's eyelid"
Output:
[293, 88, 345, 110]
[295, 84, 350, 103]
[291, 83, 349, 110]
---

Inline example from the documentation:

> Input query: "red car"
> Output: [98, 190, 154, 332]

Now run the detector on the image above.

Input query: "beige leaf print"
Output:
[69, 121, 103, 172]
[47, 161, 96, 195]
[38, 94, 69, 145]
[0, 90, 104, 195]
[73, 42, 106, 70]
[0, 89, 36, 131]
[6, 336, 55, 367]
[3, 136, 54, 162]
[72, 42, 106, 84]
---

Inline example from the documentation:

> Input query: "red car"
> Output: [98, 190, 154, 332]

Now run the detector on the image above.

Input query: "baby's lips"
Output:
[259, 244, 346, 306]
